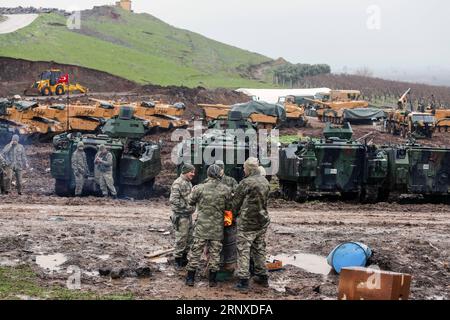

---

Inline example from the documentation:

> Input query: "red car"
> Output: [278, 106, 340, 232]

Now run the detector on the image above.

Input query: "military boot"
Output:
[209, 271, 218, 287]
[185, 270, 196, 287]
[235, 278, 249, 292]
[253, 275, 269, 287]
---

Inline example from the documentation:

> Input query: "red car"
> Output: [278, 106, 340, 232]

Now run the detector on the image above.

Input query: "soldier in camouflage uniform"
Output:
[71, 142, 89, 196]
[232, 157, 271, 291]
[1, 135, 29, 195]
[170, 163, 196, 269]
[94, 144, 117, 198]
[185, 164, 232, 287]
[0, 153, 8, 194]
[214, 160, 238, 193]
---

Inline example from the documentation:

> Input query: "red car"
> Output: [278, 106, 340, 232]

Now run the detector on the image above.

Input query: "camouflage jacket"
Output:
[71, 150, 88, 176]
[232, 171, 270, 232]
[95, 151, 113, 173]
[188, 178, 232, 240]
[0, 154, 7, 170]
[221, 174, 238, 193]
[170, 175, 195, 216]
[1, 143, 28, 170]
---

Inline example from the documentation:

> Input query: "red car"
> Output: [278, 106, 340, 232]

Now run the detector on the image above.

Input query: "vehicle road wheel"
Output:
[41, 87, 52, 96]
[55, 85, 65, 96]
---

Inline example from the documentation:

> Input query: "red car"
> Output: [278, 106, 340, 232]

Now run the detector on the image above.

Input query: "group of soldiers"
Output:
[0, 135, 29, 195]
[71, 141, 117, 198]
[170, 157, 270, 291]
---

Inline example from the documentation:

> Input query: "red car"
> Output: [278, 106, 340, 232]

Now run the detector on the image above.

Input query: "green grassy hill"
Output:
[0, 6, 274, 88]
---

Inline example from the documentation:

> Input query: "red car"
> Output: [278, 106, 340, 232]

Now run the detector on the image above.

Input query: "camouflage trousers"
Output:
[235, 227, 268, 279]
[74, 173, 85, 196]
[3, 167, 23, 194]
[171, 214, 193, 259]
[186, 238, 223, 272]
[98, 171, 117, 197]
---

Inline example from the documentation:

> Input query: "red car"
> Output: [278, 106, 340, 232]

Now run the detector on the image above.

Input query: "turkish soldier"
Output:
[232, 157, 271, 291]
[71, 142, 89, 196]
[185, 164, 232, 287]
[94, 144, 117, 198]
[1, 134, 29, 195]
[214, 160, 238, 193]
[0, 153, 8, 194]
[170, 163, 196, 269]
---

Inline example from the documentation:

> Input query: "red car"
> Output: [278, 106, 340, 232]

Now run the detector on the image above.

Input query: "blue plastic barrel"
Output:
[327, 242, 372, 273]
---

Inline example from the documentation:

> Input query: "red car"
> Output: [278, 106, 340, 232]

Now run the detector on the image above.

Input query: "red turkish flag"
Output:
[58, 74, 69, 84]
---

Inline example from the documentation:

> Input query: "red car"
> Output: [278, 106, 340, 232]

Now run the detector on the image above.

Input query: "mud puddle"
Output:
[271, 252, 331, 275]
[35, 253, 67, 272]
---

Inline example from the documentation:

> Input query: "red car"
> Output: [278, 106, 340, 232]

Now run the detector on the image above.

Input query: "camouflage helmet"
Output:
[77, 141, 85, 148]
[99, 144, 107, 151]
[207, 164, 222, 179]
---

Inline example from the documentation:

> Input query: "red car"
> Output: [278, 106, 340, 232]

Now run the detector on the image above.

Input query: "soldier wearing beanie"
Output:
[170, 163, 196, 269]
[94, 144, 117, 198]
[232, 157, 271, 291]
[185, 164, 232, 287]
[71, 141, 89, 196]
[1, 134, 29, 195]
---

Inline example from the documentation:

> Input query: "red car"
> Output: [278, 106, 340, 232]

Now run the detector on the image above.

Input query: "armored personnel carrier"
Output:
[176, 110, 270, 185]
[277, 122, 389, 202]
[50, 106, 162, 199]
[379, 141, 450, 200]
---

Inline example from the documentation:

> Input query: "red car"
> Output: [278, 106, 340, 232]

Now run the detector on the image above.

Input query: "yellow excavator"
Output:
[24, 69, 88, 96]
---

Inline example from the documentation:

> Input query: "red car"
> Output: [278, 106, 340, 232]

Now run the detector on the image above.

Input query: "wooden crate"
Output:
[338, 267, 412, 300]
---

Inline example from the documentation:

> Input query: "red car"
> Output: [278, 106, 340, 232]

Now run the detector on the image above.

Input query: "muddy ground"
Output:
[0, 109, 449, 300]
[0, 196, 448, 300]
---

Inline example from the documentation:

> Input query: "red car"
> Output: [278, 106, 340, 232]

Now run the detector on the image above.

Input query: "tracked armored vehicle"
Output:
[50, 106, 162, 199]
[176, 110, 273, 185]
[277, 123, 389, 202]
[379, 142, 450, 200]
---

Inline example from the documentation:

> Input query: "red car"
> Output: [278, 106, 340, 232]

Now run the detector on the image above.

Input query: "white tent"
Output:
[235, 88, 331, 104]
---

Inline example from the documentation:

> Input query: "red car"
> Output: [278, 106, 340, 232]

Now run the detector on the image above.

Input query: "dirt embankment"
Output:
[0, 57, 139, 96]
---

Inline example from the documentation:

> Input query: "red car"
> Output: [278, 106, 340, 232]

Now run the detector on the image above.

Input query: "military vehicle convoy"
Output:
[278, 123, 450, 203]
[50, 107, 162, 199]
[0, 97, 189, 143]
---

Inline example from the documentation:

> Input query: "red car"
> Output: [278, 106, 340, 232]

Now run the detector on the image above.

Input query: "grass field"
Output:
[0, 7, 274, 88]
[0, 265, 133, 300]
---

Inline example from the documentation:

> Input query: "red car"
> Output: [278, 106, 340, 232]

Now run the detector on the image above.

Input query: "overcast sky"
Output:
[2, 0, 450, 80]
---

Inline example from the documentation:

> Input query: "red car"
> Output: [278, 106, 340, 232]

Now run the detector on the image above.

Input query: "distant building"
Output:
[116, 0, 132, 11]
